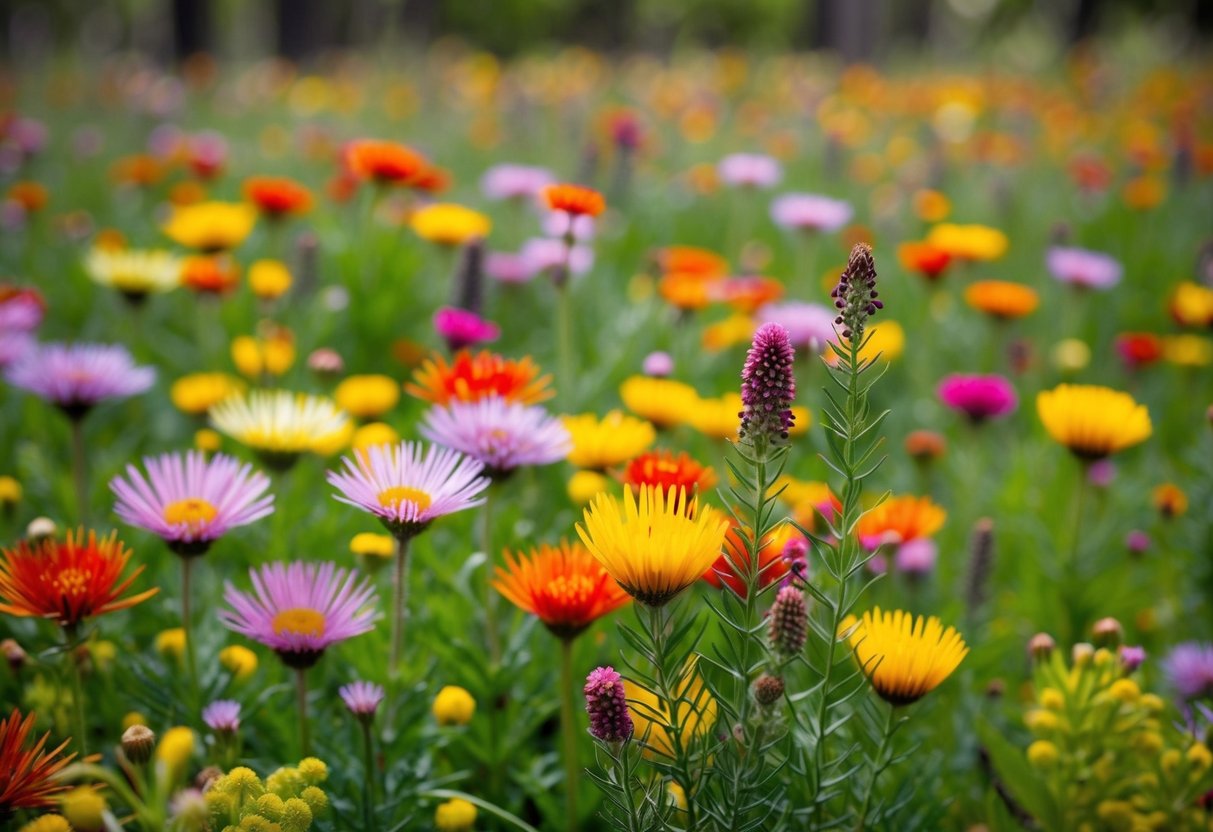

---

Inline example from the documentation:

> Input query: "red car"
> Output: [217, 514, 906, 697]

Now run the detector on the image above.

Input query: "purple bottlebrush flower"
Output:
[340, 680, 386, 719]
[110, 451, 274, 557]
[768, 585, 808, 656]
[718, 153, 782, 189]
[584, 666, 632, 743]
[433, 307, 500, 352]
[202, 699, 241, 734]
[479, 164, 555, 202]
[758, 302, 838, 354]
[642, 351, 674, 378]
[770, 193, 853, 234]
[327, 441, 489, 540]
[937, 373, 1018, 423]
[1163, 642, 1213, 700]
[219, 561, 378, 669]
[1047, 246, 1122, 290]
[4, 342, 155, 417]
[830, 243, 881, 341]
[421, 395, 571, 480]
[780, 537, 809, 587]
[738, 322, 797, 449]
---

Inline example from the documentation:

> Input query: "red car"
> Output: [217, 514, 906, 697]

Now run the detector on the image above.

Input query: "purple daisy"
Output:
[202, 699, 241, 734]
[1046, 246, 1122, 290]
[327, 441, 489, 540]
[770, 193, 853, 234]
[4, 342, 155, 417]
[0, 330, 34, 369]
[0, 288, 44, 331]
[109, 450, 274, 557]
[936, 374, 1018, 423]
[758, 302, 838, 353]
[718, 153, 782, 189]
[421, 395, 571, 480]
[1163, 642, 1213, 700]
[219, 561, 377, 669]
[339, 680, 386, 719]
[433, 307, 501, 352]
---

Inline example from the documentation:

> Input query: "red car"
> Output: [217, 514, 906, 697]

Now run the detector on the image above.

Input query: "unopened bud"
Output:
[753, 674, 785, 707]
[26, 516, 56, 541]
[768, 586, 808, 657]
[121, 724, 156, 764]
[1028, 632, 1055, 662]
[1092, 617, 1123, 648]
[1072, 642, 1095, 666]
[1, 638, 26, 671]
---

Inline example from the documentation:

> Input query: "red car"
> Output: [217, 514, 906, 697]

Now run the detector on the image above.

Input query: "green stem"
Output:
[482, 490, 500, 665]
[389, 535, 412, 679]
[64, 626, 88, 756]
[296, 668, 310, 757]
[645, 603, 699, 831]
[69, 416, 88, 526]
[361, 719, 376, 831]
[556, 280, 574, 411]
[855, 703, 897, 830]
[181, 556, 199, 706]
[616, 743, 643, 832]
[560, 638, 580, 832]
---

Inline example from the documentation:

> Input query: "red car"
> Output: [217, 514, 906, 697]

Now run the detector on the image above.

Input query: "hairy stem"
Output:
[69, 416, 88, 525]
[361, 719, 376, 831]
[296, 668, 310, 757]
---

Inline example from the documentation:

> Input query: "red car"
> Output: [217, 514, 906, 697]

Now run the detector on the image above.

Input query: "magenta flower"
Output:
[739, 322, 797, 449]
[1046, 246, 1122, 290]
[584, 666, 632, 743]
[202, 699, 241, 734]
[327, 441, 489, 540]
[936, 374, 1018, 423]
[110, 450, 274, 557]
[421, 395, 570, 480]
[894, 539, 938, 576]
[770, 193, 853, 233]
[479, 164, 555, 201]
[5, 342, 155, 417]
[0, 287, 44, 331]
[340, 680, 386, 719]
[434, 307, 500, 352]
[1163, 642, 1213, 700]
[642, 351, 674, 377]
[1087, 459, 1116, 488]
[758, 302, 838, 353]
[718, 153, 782, 189]
[219, 561, 377, 669]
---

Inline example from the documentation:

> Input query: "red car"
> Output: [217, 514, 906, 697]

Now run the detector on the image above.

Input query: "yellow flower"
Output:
[0, 475, 21, 505]
[248, 259, 292, 300]
[840, 607, 968, 705]
[155, 726, 195, 780]
[1036, 384, 1151, 460]
[352, 422, 400, 452]
[687, 393, 743, 441]
[219, 645, 258, 681]
[195, 428, 222, 452]
[19, 815, 72, 832]
[577, 485, 729, 607]
[1163, 334, 1212, 367]
[162, 201, 256, 252]
[85, 246, 182, 298]
[411, 203, 491, 246]
[171, 373, 245, 415]
[231, 328, 296, 379]
[926, 223, 1008, 262]
[567, 470, 609, 505]
[702, 314, 757, 352]
[211, 390, 350, 467]
[1168, 281, 1213, 327]
[1039, 688, 1064, 710]
[624, 661, 717, 758]
[1188, 742, 1213, 769]
[912, 189, 950, 222]
[1152, 483, 1188, 518]
[350, 532, 395, 558]
[619, 376, 700, 430]
[1051, 339, 1091, 373]
[435, 798, 478, 831]
[335, 375, 400, 419]
[858, 321, 904, 363]
[60, 788, 107, 832]
[1027, 739, 1059, 768]
[156, 627, 187, 660]
[433, 685, 476, 726]
[1108, 678, 1140, 704]
[562, 411, 656, 470]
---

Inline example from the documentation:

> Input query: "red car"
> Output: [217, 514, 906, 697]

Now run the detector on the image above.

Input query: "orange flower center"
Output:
[376, 487, 432, 512]
[50, 567, 91, 598]
[163, 498, 219, 530]
[272, 608, 326, 638]
[545, 574, 595, 609]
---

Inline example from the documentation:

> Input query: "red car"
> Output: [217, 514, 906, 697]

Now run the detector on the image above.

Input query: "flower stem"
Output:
[559, 638, 580, 832]
[69, 416, 88, 525]
[360, 719, 376, 831]
[481, 490, 500, 665]
[181, 556, 199, 707]
[64, 626, 88, 756]
[296, 668, 310, 757]
[389, 535, 412, 679]
[645, 603, 698, 831]
[556, 281, 574, 411]
[855, 703, 897, 830]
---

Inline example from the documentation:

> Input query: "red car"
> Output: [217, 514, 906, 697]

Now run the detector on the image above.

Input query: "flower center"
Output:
[51, 568, 91, 598]
[163, 498, 219, 531]
[272, 608, 327, 638]
[376, 486, 432, 512]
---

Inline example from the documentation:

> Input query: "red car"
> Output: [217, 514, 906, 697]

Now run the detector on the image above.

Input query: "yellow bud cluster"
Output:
[207, 759, 329, 832]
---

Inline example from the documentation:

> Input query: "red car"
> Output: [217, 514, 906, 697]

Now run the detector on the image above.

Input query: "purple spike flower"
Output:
[738, 322, 796, 452]
[584, 666, 632, 743]
[830, 243, 880, 342]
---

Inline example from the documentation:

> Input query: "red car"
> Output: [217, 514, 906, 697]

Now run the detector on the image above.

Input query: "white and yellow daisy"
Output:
[85, 247, 183, 302]
[211, 390, 352, 471]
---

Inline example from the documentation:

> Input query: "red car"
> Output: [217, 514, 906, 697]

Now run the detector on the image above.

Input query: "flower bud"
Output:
[1091, 617, 1123, 648]
[584, 666, 633, 743]
[753, 674, 785, 707]
[768, 586, 808, 657]
[26, 516, 56, 541]
[1072, 642, 1095, 666]
[1028, 632, 1055, 661]
[122, 724, 156, 764]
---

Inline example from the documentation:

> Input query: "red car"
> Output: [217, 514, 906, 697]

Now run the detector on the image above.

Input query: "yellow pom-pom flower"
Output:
[249, 259, 293, 300]
[435, 797, 478, 831]
[433, 685, 476, 726]
[60, 787, 107, 832]
[335, 375, 400, 419]
[220, 644, 259, 681]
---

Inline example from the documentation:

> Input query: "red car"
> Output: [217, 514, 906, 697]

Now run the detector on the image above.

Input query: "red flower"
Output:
[493, 541, 630, 639]
[0, 530, 158, 628]
[405, 350, 553, 406]
[542, 183, 605, 218]
[243, 176, 314, 218]
[344, 140, 428, 186]
[703, 525, 794, 597]
[0, 708, 74, 817]
[1115, 332, 1165, 369]
[620, 450, 716, 495]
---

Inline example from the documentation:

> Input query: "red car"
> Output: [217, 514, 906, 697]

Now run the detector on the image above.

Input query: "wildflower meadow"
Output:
[0, 5, 1212, 831]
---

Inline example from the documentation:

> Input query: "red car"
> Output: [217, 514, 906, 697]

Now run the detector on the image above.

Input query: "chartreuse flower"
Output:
[205, 758, 328, 831]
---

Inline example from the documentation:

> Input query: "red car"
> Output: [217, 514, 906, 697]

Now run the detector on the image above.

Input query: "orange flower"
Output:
[345, 139, 428, 185]
[856, 495, 946, 548]
[181, 255, 241, 295]
[411, 163, 452, 194]
[897, 241, 951, 282]
[0, 530, 158, 628]
[711, 276, 784, 314]
[493, 540, 630, 639]
[243, 176, 313, 218]
[1152, 483, 1187, 518]
[964, 280, 1039, 320]
[405, 350, 553, 405]
[1122, 176, 1165, 211]
[620, 450, 716, 495]
[1068, 153, 1112, 193]
[7, 181, 48, 213]
[109, 154, 166, 187]
[659, 272, 714, 311]
[0, 708, 74, 815]
[542, 183, 605, 218]
[653, 246, 729, 279]
[703, 524, 796, 597]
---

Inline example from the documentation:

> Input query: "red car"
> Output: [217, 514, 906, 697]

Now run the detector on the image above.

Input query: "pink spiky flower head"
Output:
[219, 561, 377, 669]
[110, 450, 274, 557]
[434, 307, 500, 352]
[327, 441, 489, 541]
[739, 323, 797, 454]
[340, 680, 386, 722]
[936, 374, 1018, 424]
[201, 700, 241, 734]
[421, 395, 571, 481]
[584, 666, 632, 743]
[5, 342, 154, 419]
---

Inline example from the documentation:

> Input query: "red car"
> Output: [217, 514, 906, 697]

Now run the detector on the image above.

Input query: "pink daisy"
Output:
[479, 164, 555, 202]
[421, 395, 571, 480]
[202, 699, 241, 734]
[936, 374, 1018, 423]
[1046, 246, 1122, 290]
[4, 342, 154, 417]
[327, 441, 489, 540]
[219, 561, 377, 669]
[109, 450, 274, 557]
[717, 153, 782, 189]
[770, 193, 853, 233]
[339, 680, 386, 719]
